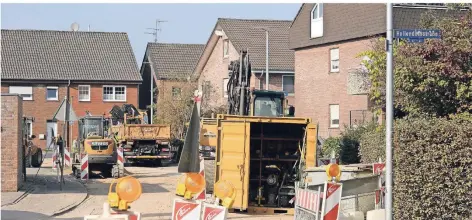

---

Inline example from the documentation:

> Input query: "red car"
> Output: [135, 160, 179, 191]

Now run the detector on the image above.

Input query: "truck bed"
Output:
[111, 124, 171, 140]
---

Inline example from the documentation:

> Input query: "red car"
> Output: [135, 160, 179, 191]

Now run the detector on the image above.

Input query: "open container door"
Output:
[215, 119, 250, 210]
[305, 123, 318, 168]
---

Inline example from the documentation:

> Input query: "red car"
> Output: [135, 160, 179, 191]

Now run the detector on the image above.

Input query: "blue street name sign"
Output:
[394, 29, 441, 39]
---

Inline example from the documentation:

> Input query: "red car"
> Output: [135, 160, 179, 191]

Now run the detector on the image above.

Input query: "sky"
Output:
[1, 3, 301, 66]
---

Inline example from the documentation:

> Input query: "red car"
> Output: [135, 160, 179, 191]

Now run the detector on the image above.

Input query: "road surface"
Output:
[55, 164, 293, 220]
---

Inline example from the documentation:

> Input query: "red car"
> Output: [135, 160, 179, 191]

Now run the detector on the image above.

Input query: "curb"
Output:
[0, 184, 35, 207]
[50, 177, 89, 217]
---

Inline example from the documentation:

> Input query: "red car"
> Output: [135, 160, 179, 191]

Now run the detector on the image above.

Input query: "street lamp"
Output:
[254, 27, 269, 90]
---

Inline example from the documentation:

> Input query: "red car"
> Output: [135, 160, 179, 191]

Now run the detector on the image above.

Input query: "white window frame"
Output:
[310, 3, 324, 38]
[330, 104, 340, 128]
[282, 75, 295, 95]
[223, 78, 229, 98]
[46, 86, 59, 101]
[9, 86, 33, 101]
[330, 48, 340, 73]
[102, 85, 127, 102]
[78, 85, 91, 102]
[223, 39, 229, 58]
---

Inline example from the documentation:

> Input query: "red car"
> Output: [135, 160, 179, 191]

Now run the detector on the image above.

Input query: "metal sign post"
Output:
[385, 4, 393, 220]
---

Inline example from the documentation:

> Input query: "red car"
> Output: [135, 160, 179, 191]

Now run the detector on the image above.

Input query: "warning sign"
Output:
[202, 203, 227, 220]
[171, 199, 202, 220]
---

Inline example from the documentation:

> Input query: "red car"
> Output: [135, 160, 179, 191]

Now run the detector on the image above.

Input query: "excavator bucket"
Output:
[178, 102, 201, 173]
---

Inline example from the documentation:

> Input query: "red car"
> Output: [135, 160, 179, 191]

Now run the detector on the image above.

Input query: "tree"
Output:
[153, 77, 197, 140]
[359, 10, 472, 117]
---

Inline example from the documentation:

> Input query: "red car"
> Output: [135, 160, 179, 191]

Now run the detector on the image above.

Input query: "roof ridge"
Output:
[218, 17, 292, 22]
[1, 29, 127, 34]
[147, 42, 205, 46]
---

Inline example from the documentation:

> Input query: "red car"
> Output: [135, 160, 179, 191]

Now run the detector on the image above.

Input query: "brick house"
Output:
[193, 18, 295, 112]
[1, 29, 142, 149]
[139, 43, 204, 121]
[289, 3, 465, 138]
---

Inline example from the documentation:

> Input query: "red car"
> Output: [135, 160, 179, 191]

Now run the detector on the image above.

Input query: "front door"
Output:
[46, 121, 57, 149]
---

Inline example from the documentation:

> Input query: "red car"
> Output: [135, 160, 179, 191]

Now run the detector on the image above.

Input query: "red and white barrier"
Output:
[202, 203, 227, 220]
[117, 147, 124, 166]
[296, 188, 322, 213]
[81, 154, 89, 181]
[194, 157, 206, 200]
[64, 147, 71, 167]
[52, 147, 58, 169]
[321, 182, 343, 220]
[171, 198, 202, 220]
[52, 146, 71, 168]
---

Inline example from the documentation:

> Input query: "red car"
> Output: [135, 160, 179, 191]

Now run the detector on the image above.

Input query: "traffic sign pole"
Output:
[385, 3, 394, 220]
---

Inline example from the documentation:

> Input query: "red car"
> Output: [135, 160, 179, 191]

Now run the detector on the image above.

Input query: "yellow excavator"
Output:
[72, 116, 124, 178]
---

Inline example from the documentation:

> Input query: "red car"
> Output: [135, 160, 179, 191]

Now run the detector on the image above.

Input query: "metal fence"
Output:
[349, 110, 376, 127]
[294, 190, 377, 220]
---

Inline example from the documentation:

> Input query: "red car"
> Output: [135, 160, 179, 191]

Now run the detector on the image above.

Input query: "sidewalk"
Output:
[1, 159, 88, 220]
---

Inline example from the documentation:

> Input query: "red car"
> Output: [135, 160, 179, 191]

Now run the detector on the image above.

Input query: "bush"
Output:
[339, 123, 376, 164]
[358, 125, 385, 163]
[393, 116, 472, 219]
[321, 137, 341, 159]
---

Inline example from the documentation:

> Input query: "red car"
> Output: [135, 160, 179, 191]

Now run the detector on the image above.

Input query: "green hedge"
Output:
[393, 116, 472, 219]
[358, 125, 385, 163]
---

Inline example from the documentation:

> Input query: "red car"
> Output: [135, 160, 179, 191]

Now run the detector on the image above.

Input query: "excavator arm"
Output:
[227, 50, 252, 116]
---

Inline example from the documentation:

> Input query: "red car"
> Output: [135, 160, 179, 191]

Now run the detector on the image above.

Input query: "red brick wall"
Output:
[1, 95, 24, 192]
[1, 84, 138, 149]
[295, 38, 372, 138]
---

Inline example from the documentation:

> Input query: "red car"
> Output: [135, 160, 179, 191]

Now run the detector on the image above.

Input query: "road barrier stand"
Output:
[172, 198, 202, 220]
[81, 154, 89, 182]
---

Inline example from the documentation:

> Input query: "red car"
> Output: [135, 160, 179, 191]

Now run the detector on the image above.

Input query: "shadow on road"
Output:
[1, 210, 81, 220]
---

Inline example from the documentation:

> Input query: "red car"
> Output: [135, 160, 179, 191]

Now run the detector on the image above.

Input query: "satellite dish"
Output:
[70, 22, 80, 32]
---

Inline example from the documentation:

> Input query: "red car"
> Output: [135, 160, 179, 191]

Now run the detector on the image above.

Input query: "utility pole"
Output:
[385, 3, 394, 220]
[145, 19, 168, 43]
[144, 19, 168, 124]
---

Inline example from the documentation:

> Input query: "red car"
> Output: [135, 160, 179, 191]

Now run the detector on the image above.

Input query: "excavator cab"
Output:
[251, 90, 294, 117]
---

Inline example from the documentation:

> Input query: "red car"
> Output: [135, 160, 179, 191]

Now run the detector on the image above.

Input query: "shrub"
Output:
[339, 123, 377, 164]
[358, 125, 385, 163]
[393, 116, 472, 219]
[321, 137, 341, 159]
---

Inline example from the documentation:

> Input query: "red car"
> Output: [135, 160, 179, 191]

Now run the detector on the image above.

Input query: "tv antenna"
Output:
[145, 19, 168, 43]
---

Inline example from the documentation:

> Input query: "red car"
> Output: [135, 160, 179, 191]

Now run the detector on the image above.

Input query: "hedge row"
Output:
[393, 116, 472, 219]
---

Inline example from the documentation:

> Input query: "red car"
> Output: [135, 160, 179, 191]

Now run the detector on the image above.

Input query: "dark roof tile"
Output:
[218, 18, 294, 71]
[147, 43, 205, 79]
[1, 29, 141, 82]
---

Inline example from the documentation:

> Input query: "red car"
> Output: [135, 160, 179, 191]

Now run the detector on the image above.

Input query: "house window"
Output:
[282, 75, 295, 94]
[9, 86, 33, 100]
[330, 48, 340, 72]
[103, 85, 126, 101]
[330, 104, 340, 128]
[311, 3, 324, 38]
[172, 87, 182, 100]
[223, 78, 229, 98]
[78, 85, 91, 101]
[223, 39, 229, 57]
[46, 86, 58, 101]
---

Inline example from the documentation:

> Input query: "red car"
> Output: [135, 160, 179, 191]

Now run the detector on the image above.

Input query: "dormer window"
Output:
[311, 3, 324, 38]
